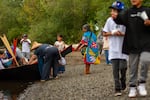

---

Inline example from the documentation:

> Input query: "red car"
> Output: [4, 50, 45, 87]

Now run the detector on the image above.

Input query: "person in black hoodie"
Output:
[114, 0, 150, 98]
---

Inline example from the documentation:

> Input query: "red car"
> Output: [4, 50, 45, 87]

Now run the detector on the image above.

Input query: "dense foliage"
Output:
[0, 0, 149, 44]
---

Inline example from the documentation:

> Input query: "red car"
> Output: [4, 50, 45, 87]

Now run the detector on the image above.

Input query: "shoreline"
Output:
[17, 52, 150, 100]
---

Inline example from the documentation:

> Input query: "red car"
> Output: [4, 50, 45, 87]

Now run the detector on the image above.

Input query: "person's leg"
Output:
[111, 59, 121, 96]
[41, 59, 51, 80]
[99, 44, 103, 55]
[119, 59, 127, 90]
[129, 54, 140, 87]
[53, 58, 59, 78]
[139, 63, 148, 84]
[128, 53, 140, 97]
[58, 65, 65, 73]
[137, 52, 150, 96]
[139, 52, 150, 83]
[52, 47, 60, 78]
[137, 62, 148, 96]
[41, 48, 53, 80]
[85, 64, 90, 74]
[61, 65, 65, 72]
[104, 50, 110, 64]
[38, 58, 44, 76]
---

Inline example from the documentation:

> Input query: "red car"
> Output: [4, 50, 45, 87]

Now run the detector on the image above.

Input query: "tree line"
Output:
[0, 0, 149, 45]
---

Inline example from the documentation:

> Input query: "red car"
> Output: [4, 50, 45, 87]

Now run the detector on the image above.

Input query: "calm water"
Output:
[0, 81, 34, 100]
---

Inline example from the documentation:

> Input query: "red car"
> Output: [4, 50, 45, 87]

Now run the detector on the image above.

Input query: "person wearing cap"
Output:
[103, 1, 128, 96]
[20, 34, 31, 61]
[75, 24, 99, 74]
[29, 41, 61, 81]
[114, 0, 150, 98]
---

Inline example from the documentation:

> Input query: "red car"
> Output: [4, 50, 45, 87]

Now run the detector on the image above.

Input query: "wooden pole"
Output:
[0, 34, 19, 67]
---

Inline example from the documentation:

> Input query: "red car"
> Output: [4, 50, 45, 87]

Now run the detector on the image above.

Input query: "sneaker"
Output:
[137, 84, 147, 96]
[114, 92, 122, 96]
[40, 80, 46, 82]
[128, 87, 137, 98]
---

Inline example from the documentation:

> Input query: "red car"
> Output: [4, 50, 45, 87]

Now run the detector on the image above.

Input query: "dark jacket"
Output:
[114, 6, 150, 54]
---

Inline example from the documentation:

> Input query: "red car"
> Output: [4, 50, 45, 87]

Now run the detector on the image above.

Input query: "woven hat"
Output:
[31, 41, 42, 50]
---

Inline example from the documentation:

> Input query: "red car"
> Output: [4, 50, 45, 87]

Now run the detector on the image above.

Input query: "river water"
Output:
[0, 81, 34, 100]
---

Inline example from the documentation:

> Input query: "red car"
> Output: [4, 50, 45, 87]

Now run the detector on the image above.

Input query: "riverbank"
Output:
[18, 52, 150, 100]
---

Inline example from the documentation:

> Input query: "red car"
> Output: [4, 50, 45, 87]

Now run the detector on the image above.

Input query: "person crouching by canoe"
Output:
[0, 50, 14, 69]
[29, 41, 61, 81]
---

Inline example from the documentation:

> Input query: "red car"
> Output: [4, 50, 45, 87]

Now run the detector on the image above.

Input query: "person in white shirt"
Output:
[20, 34, 31, 60]
[54, 34, 66, 52]
[54, 34, 66, 73]
[103, 1, 128, 96]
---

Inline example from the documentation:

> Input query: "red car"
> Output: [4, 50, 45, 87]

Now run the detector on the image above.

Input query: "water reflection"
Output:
[0, 81, 34, 100]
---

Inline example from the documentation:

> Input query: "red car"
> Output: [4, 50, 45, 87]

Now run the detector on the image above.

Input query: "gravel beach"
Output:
[18, 52, 150, 100]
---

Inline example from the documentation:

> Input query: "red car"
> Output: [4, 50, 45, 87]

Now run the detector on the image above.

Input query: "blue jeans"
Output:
[104, 50, 111, 64]
[38, 57, 44, 76]
[41, 47, 60, 80]
[58, 66, 65, 73]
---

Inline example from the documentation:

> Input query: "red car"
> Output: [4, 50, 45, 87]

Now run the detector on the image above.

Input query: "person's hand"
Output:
[111, 30, 122, 36]
[144, 20, 150, 26]
[74, 48, 79, 51]
[115, 31, 124, 36]
[10, 57, 15, 61]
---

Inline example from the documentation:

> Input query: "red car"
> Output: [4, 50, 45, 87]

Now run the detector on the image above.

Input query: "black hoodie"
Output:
[114, 6, 150, 54]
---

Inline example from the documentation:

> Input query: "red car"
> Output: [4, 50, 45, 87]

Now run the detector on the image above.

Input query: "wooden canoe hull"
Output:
[0, 64, 40, 81]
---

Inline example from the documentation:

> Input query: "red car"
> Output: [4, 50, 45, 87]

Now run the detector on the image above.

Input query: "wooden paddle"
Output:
[0, 34, 19, 67]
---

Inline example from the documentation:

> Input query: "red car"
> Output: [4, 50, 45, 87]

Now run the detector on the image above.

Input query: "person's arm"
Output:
[78, 44, 85, 50]
[103, 31, 125, 36]
[103, 18, 122, 36]
[26, 39, 31, 44]
[28, 54, 38, 65]
[74, 43, 82, 51]
[20, 39, 24, 43]
[114, 9, 128, 26]
[144, 19, 150, 26]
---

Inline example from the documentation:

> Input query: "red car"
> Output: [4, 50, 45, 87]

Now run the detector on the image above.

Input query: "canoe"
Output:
[0, 45, 72, 81]
[0, 64, 40, 81]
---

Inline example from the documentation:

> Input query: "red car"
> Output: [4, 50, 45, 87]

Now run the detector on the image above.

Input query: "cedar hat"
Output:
[31, 41, 42, 50]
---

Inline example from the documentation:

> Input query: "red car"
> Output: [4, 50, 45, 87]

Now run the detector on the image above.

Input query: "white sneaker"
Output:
[128, 87, 137, 98]
[137, 84, 147, 96]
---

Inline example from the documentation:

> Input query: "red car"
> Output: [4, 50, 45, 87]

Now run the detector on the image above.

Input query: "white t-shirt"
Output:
[103, 17, 128, 60]
[20, 39, 31, 53]
[54, 41, 65, 52]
